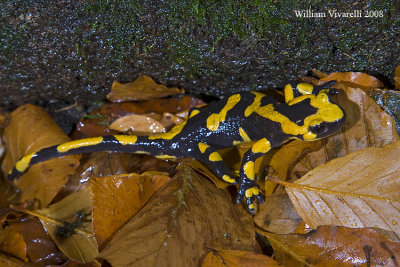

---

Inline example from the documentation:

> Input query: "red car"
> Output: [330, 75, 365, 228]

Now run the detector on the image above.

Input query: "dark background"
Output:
[1, 1, 399, 132]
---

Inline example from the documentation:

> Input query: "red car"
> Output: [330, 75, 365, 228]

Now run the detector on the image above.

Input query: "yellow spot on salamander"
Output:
[239, 127, 251, 142]
[297, 83, 314, 95]
[209, 152, 222, 162]
[207, 94, 241, 131]
[189, 109, 200, 118]
[243, 161, 255, 180]
[245, 91, 344, 140]
[155, 155, 177, 159]
[198, 142, 210, 153]
[232, 140, 242, 145]
[113, 135, 138, 145]
[222, 175, 236, 183]
[248, 204, 255, 210]
[57, 137, 103, 153]
[245, 187, 260, 198]
[252, 138, 271, 154]
[15, 152, 36, 172]
[284, 84, 294, 103]
[149, 121, 187, 140]
[303, 132, 317, 140]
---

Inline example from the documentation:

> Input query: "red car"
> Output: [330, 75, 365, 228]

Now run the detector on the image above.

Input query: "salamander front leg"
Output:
[195, 142, 238, 184]
[237, 138, 272, 214]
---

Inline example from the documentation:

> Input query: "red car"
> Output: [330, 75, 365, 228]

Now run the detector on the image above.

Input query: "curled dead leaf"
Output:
[107, 75, 184, 102]
[0, 226, 27, 262]
[321, 72, 384, 89]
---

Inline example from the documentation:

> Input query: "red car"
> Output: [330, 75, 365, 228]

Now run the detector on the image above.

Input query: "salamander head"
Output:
[300, 91, 346, 140]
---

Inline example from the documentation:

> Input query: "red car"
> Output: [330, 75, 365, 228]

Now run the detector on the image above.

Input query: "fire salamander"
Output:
[8, 80, 346, 213]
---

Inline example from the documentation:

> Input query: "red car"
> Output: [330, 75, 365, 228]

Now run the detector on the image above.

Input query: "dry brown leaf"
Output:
[2, 104, 81, 208]
[395, 65, 400, 89]
[91, 171, 170, 248]
[37, 187, 98, 262]
[0, 226, 27, 262]
[262, 225, 400, 266]
[254, 194, 303, 234]
[109, 114, 166, 135]
[107, 75, 184, 102]
[279, 140, 400, 238]
[202, 250, 280, 267]
[100, 165, 255, 267]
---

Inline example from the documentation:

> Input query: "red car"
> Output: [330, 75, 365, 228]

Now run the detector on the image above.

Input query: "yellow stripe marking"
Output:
[198, 142, 210, 153]
[252, 138, 271, 154]
[284, 84, 294, 103]
[239, 127, 251, 142]
[15, 152, 36, 172]
[155, 155, 177, 159]
[209, 152, 222, 162]
[113, 135, 138, 145]
[245, 92, 344, 141]
[222, 175, 236, 183]
[248, 204, 255, 210]
[207, 94, 241, 131]
[245, 187, 260, 198]
[149, 121, 187, 140]
[297, 83, 314, 95]
[189, 109, 200, 118]
[243, 161, 255, 180]
[57, 137, 103, 153]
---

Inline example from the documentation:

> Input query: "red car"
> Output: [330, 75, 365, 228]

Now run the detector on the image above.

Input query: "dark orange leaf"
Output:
[109, 114, 166, 135]
[321, 72, 384, 89]
[2, 104, 81, 208]
[202, 250, 280, 267]
[100, 165, 255, 266]
[395, 65, 400, 89]
[91, 171, 170, 248]
[107, 75, 184, 102]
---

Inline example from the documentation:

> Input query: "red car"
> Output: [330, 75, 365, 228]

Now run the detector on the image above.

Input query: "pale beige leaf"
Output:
[100, 165, 255, 267]
[284, 141, 400, 238]
[109, 114, 166, 135]
[37, 187, 98, 262]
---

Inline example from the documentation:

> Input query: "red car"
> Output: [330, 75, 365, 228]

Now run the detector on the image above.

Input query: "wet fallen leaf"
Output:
[36, 187, 98, 262]
[275, 140, 400, 238]
[8, 217, 68, 265]
[202, 250, 280, 267]
[254, 194, 303, 234]
[109, 114, 166, 135]
[0, 226, 27, 262]
[395, 65, 400, 89]
[59, 259, 101, 267]
[91, 171, 170, 248]
[2, 104, 81, 208]
[100, 165, 255, 267]
[262, 225, 400, 266]
[107, 75, 184, 102]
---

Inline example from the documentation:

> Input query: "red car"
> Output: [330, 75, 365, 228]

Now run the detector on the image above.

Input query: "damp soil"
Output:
[1, 1, 399, 133]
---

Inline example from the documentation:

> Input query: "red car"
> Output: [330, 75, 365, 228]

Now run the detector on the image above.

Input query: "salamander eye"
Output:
[310, 122, 328, 134]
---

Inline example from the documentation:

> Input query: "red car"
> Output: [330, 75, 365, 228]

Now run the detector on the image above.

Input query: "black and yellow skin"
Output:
[8, 81, 346, 213]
